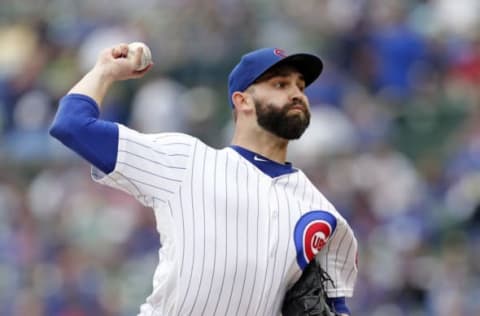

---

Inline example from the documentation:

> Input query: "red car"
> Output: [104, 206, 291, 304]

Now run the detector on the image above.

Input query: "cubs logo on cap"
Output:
[294, 210, 337, 270]
[228, 47, 324, 108]
[273, 48, 287, 57]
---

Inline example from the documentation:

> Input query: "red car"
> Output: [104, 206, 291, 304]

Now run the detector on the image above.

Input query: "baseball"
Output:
[127, 42, 152, 71]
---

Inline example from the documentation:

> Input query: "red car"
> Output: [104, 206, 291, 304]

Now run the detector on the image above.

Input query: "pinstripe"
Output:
[301, 175, 307, 204]
[273, 178, 289, 309]
[253, 180, 273, 316]
[177, 140, 198, 315]
[119, 137, 155, 148]
[261, 179, 283, 315]
[179, 186, 185, 278]
[120, 137, 191, 152]
[303, 179, 312, 210]
[307, 185, 314, 210]
[118, 134, 190, 148]
[316, 190, 336, 284]
[298, 175, 308, 217]
[119, 150, 187, 169]
[344, 235, 357, 285]
[324, 226, 332, 284]
[340, 237, 354, 274]
[187, 146, 208, 315]
[212, 153, 229, 316]
[270, 175, 298, 313]
[332, 228, 348, 296]
[123, 176, 174, 194]
[245, 172, 260, 315]
[294, 173, 303, 220]
[166, 199, 173, 217]
[117, 161, 183, 182]
[279, 176, 292, 286]
[292, 171, 299, 196]
[234, 161, 249, 316]
[345, 263, 356, 285]
[309, 181, 315, 208]
[152, 196, 167, 204]
[109, 171, 142, 197]
[325, 226, 341, 281]
[270, 175, 295, 313]
[160, 142, 192, 146]
[200, 150, 218, 316]
[225, 158, 241, 313]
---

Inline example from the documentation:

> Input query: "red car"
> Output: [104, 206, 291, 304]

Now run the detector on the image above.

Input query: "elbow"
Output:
[49, 119, 62, 139]
[49, 116, 77, 145]
[49, 94, 100, 147]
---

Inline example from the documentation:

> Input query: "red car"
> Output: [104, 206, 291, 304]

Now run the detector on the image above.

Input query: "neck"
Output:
[231, 128, 289, 164]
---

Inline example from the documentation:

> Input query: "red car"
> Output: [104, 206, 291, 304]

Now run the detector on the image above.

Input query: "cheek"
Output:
[254, 90, 291, 109]
[272, 95, 291, 108]
[267, 88, 288, 102]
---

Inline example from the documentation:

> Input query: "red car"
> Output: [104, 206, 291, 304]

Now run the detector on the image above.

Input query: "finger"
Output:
[111, 43, 129, 58]
[111, 47, 121, 58]
[119, 43, 129, 57]
[131, 46, 143, 70]
[112, 47, 124, 58]
[131, 63, 153, 78]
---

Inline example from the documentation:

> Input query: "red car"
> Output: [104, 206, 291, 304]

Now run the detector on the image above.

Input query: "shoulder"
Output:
[115, 126, 216, 162]
[117, 125, 205, 148]
[150, 132, 198, 145]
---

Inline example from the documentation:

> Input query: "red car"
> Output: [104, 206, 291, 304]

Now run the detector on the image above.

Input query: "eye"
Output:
[273, 81, 287, 89]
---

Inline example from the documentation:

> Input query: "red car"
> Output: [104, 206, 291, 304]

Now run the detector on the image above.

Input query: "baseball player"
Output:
[49, 44, 358, 315]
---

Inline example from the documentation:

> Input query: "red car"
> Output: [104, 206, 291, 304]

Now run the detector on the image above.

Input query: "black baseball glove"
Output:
[282, 258, 336, 316]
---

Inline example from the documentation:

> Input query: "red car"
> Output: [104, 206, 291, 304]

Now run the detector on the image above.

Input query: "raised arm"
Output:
[69, 43, 151, 106]
[49, 43, 153, 173]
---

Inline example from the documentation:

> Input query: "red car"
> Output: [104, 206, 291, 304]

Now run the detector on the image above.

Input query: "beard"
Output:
[255, 98, 310, 140]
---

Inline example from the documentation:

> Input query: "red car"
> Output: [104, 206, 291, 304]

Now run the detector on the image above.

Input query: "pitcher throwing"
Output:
[50, 44, 358, 315]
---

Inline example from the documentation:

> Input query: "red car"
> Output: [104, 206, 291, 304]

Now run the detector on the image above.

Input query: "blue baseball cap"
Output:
[228, 47, 323, 108]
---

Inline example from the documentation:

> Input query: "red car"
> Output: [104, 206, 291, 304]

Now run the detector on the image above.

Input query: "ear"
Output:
[232, 91, 254, 113]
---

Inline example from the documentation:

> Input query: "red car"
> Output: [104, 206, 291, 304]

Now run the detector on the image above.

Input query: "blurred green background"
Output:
[1, 0, 480, 315]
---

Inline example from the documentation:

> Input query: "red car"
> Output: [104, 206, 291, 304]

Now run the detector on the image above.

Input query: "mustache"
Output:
[284, 99, 308, 112]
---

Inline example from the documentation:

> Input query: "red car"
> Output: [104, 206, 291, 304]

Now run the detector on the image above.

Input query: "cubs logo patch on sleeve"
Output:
[294, 210, 337, 270]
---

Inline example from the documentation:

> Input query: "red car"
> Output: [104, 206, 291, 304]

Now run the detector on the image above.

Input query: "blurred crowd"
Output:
[1, 0, 480, 315]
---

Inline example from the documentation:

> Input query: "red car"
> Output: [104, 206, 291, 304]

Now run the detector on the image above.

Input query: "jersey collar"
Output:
[229, 145, 297, 178]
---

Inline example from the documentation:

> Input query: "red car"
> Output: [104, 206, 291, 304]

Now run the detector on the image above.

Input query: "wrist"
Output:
[90, 65, 115, 88]
[68, 66, 114, 107]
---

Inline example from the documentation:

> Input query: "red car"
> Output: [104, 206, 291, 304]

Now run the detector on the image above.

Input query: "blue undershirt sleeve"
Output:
[327, 297, 350, 315]
[49, 93, 118, 174]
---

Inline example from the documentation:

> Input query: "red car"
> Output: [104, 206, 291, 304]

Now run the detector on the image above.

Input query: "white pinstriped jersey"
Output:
[92, 124, 358, 316]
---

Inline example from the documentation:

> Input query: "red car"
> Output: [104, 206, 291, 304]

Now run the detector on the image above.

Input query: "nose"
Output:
[290, 87, 307, 106]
